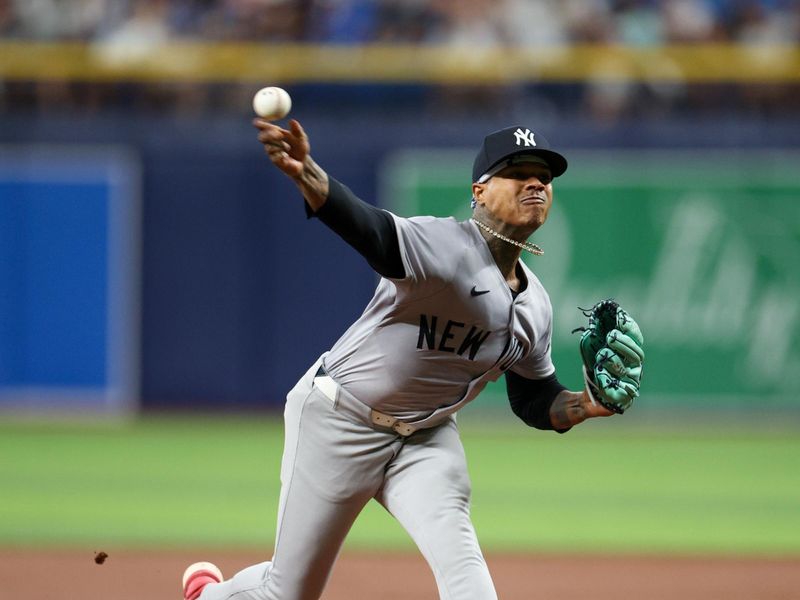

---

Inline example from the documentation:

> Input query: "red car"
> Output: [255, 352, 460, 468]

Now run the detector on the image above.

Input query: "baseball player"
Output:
[181, 120, 644, 600]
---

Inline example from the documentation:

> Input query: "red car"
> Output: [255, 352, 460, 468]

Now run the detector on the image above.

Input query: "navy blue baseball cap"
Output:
[472, 126, 568, 182]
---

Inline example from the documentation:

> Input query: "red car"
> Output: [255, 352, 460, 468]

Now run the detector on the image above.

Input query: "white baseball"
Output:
[252, 86, 292, 120]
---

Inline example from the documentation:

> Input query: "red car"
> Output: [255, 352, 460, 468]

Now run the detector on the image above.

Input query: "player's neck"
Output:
[471, 212, 542, 256]
[471, 212, 534, 287]
[482, 235, 525, 290]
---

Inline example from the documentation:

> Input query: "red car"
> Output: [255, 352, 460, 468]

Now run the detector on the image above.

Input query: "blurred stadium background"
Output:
[1, 1, 799, 597]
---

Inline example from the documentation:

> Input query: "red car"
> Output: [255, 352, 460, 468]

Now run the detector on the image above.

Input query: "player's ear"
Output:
[471, 182, 485, 205]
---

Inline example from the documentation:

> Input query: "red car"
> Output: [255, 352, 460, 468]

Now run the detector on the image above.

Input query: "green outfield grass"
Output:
[1, 414, 798, 555]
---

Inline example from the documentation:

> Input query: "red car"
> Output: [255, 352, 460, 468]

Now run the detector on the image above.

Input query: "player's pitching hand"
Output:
[253, 118, 310, 178]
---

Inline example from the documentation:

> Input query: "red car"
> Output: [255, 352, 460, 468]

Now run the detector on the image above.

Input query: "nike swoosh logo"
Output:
[470, 286, 490, 297]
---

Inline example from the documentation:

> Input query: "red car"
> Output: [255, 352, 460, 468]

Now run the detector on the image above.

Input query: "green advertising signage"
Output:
[380, 150, 800, 409]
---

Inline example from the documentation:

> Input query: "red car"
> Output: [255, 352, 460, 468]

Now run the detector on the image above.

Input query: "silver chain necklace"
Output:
[471, 218, 544, 256]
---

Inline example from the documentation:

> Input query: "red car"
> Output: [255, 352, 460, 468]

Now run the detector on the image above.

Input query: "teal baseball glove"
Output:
[574, 299, 645, 414]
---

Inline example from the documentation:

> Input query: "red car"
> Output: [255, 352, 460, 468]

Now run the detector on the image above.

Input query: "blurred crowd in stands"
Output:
[1, 0, 798, 120]
[2, 0, 798, 44]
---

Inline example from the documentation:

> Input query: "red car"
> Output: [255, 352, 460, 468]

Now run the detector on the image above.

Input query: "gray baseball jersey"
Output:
[324, 214, 555, 421]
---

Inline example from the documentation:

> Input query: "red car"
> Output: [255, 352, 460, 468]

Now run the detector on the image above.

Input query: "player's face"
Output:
[473, 162, 554, 230]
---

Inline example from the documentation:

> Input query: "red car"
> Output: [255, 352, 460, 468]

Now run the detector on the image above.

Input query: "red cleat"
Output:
[182, 561, 223, 600]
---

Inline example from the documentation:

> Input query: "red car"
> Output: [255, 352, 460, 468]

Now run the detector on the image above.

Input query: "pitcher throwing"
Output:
[181, 119, 645, 600]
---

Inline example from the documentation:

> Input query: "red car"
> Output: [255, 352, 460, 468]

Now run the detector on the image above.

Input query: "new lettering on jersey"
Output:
[417, 315, 491, 360]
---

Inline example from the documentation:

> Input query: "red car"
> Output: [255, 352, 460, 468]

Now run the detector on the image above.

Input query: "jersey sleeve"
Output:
[510, 280, 556, 379]
[511, 337, 555, 380]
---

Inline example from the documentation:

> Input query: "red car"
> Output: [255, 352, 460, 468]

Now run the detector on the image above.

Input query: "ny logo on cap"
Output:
[513, 128, 536, 147]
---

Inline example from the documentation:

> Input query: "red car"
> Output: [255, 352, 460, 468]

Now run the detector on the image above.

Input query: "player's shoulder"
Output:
[392, 214, 474, 240]
[398, 214, 459, 227]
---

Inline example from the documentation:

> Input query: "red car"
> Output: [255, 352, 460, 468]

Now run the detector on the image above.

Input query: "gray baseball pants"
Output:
[198, 357, 497, 600]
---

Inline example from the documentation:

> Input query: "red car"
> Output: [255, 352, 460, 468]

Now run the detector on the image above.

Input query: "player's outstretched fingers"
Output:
[287, 119, 306, 140]
[252, 118, 308, 176]
[285, 119, 310, 157]
[254, 121, 290, 146]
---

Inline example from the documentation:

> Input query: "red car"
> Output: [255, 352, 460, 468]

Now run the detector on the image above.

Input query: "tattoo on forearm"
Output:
[550, 391, 585, 429]
[296, 157, 329, 208]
